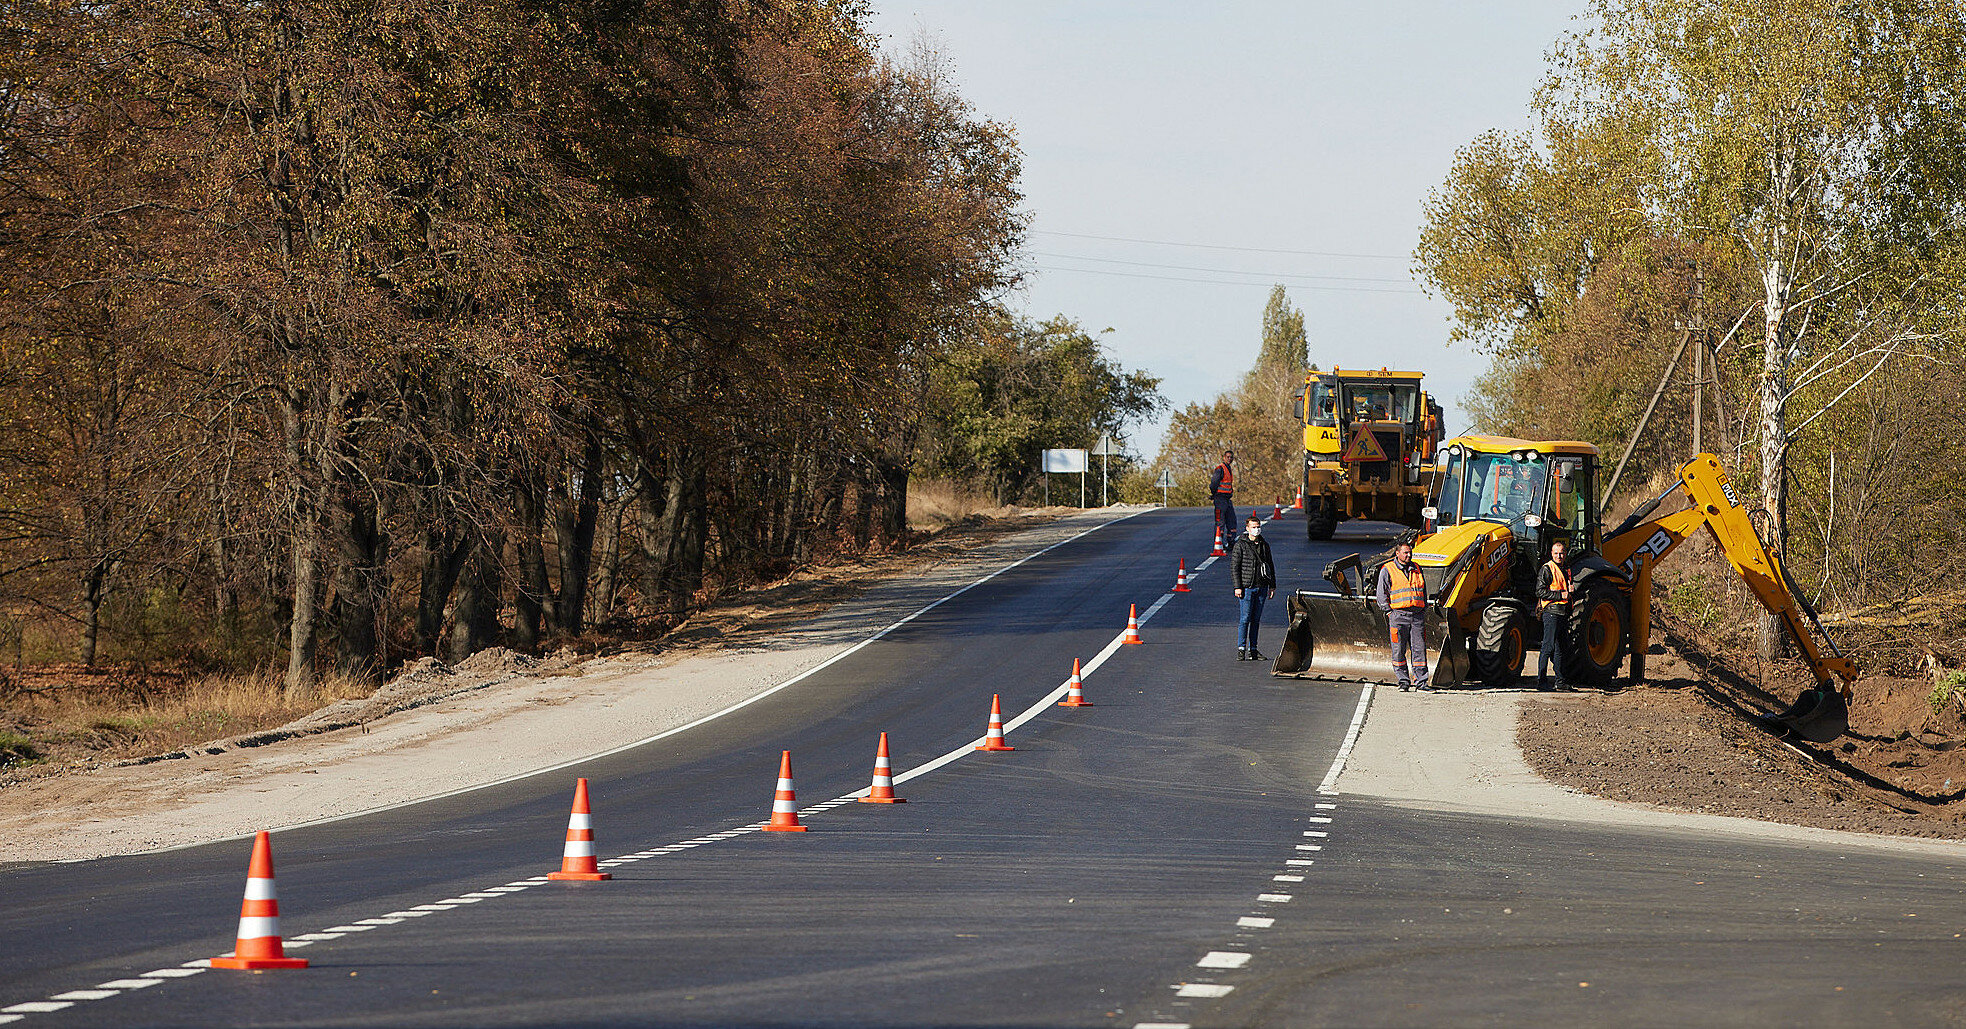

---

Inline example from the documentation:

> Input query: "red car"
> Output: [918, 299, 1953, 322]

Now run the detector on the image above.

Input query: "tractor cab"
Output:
[1425, 437, 1602, 584]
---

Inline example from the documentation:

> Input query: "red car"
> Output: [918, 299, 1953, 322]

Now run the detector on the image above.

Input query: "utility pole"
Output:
[1691, 265, 1705, 457]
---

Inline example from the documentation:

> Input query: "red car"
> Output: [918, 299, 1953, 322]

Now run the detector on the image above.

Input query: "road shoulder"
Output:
[1339, 684, 1966, 857]
[0, 508, 1142, 864]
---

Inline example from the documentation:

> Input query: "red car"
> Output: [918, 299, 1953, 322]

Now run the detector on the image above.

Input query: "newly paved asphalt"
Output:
[3, 507, 1964, 1028]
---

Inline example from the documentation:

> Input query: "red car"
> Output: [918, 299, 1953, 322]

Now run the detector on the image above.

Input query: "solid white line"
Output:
[120, 512, 1147, 855]
[1317, 684, 1375, 794]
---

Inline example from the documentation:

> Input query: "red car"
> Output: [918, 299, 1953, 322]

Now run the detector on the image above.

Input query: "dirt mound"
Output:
[1520, 612, 1966, 838]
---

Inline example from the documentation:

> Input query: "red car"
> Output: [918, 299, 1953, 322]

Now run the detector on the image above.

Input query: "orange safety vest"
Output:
[1214, 463, 1234, 495]
[1386, 562, 1426, 610]
[1542, 560, 1571, 612]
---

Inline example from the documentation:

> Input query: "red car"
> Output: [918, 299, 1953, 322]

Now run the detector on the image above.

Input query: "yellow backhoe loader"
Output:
[1272, 435, 1857, 742]
[1292, 368, 1446, 540]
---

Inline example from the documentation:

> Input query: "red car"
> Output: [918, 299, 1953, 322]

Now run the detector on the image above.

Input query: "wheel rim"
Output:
[1587, 604, 1620, 665]
[1505, 624, 1523, 669]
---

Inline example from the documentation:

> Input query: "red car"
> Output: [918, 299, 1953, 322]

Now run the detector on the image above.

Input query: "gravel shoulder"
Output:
[0, 508, 1141, 864]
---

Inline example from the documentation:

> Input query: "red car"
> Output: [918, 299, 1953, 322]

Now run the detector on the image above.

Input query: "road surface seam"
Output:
[2, 513, 1189, 1025]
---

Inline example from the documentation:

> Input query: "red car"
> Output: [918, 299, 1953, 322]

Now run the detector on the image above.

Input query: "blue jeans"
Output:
[1540, 607, 1567, 683]
[1238, 589, 1267, 651]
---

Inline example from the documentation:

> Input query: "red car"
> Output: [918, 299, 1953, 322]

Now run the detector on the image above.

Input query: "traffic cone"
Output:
[976, 694, 1015, 751]
[547, 778, 611, 880]
[1173, 559, 1192, 592]
[763, 750, 809, 831]
[1293, 487, 1305, 510]
[1211, 524, 1227, 556]
[1273, 498, 1284, 519]
[859, 732, 905, 803]
[1059, 658, 1092, 707]
[1122, 603, 1144, 644]
[211, 831, 307, 970]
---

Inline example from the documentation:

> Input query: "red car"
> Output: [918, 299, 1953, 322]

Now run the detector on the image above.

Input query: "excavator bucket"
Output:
[1758, 685, 1849, 744]
[1271, 589, 1465, 686]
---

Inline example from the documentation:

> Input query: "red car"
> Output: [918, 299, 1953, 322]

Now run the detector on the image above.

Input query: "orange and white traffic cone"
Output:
[1273, 498, 1285, 519]
[859, 732, 906, 804]
[211, 831, 308, 970]
[1059, 658, 1091, 707]
[1173, 559, 1192, 592]
[1211, 525, 1227, 557]
[976, 694, 1016, 751]
[1293, 487, 1305, 510]
[763, 750, 809, 831]
[547, 778, 611, 880]
[1122, 603, 1144, 644]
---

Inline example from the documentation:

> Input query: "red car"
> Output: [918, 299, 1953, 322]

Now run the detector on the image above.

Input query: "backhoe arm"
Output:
[1601, 455, 1857, 739]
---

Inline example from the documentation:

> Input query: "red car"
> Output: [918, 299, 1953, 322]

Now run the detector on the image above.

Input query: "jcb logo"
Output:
[1620, 530, 1672, 577]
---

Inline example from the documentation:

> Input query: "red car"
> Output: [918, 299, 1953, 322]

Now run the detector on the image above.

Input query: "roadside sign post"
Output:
[1090, 434, 1123, 506]
[1041, 449, 1090, 508]
[1154, 469, 1175, 507]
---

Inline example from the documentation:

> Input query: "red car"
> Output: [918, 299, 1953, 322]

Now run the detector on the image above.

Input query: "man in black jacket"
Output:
[1231, 514, 1277, 661]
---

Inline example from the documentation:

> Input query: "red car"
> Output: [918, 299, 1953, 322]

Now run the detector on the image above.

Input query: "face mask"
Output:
[1246, 525, 1261, 537]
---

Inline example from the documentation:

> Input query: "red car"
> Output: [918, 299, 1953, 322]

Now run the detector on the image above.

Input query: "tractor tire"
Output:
[1471, 603, 1527, 689]
[1562, 576, 1630, 689]
[1306, 500, 1337, 541]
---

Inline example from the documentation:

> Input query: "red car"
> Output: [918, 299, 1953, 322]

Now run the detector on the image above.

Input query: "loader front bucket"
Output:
[1272, 590, 1465, 686]
[1757, 684, 1849, 743]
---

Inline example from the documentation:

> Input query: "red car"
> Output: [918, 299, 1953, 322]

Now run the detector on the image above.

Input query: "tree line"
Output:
[1415, 0, 1966, 648]
[0, 1, 1161, 695]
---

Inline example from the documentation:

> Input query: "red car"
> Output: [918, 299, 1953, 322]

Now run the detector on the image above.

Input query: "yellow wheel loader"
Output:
[1292, 368, 1446, 540]
[1272, 435, 1858, 742]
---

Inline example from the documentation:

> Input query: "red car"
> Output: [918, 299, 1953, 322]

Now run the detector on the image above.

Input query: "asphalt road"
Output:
[3, 507, 1964, 1028]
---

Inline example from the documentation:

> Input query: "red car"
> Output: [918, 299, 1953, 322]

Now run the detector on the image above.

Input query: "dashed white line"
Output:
[1296, 844, 1322, 851]
[1286, 859, 1315, 866]
[1236, 916, 1275, 928]
[1197, 952, 1250, 969]
[1273, 874, 1303, 882]
[1175, 983, 1235, 998]
[1257, 893, 1293, 903]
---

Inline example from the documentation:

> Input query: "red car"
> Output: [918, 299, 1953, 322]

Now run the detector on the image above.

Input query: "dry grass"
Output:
[907, 478, 1014, 529]
[1, 665, 374, 775]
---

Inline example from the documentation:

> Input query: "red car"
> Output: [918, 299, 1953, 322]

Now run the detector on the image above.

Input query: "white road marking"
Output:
[1306, 816, 1332, 824]
[1315, 803, 1337, 810]
[1273, 874, 1304, 882]
[0, 1015, 25, 1024]
[94, 981, 160, 990]
[1237, 916, 1275, 928]
[1317, 685, 1374, 794]
[138, 969, 203, 978]
[1304, 830, 1328, 837]
[1197, 952, 1250, 969]
[2, 1004, 70, 1014]
[1286, 859, 1315, 866]
[1135, 1023, 1193, 1029]
[384, 910, 434, 917]
[1296, 845, 1322, 851]
[1175, 983, 1234, 998]
[48, 992, 116, 1002]
[1257, 894, 1293, 903]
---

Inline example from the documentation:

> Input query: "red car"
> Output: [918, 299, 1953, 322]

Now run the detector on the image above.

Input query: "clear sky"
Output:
[864, 1, 1586, 460]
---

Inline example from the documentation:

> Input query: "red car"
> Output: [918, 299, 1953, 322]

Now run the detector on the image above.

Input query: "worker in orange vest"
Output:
[1536, 538, 1573, 690]
[1375, 539, 1429, 690]
[1209, 449, 1237, 537]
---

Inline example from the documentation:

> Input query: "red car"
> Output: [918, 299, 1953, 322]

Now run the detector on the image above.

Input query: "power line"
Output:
[1033, 264, 1426, 294]
[1030, 251, 1413, 285]
[1032, 229, 1409, 261]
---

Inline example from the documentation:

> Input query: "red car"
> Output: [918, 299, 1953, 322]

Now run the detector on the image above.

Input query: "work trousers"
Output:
[1238, 589, 1267, 651]
[1388, 608, 1429, 686]
[1539, 607, 1567, 683]
[1214, 495, 1236, 537]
